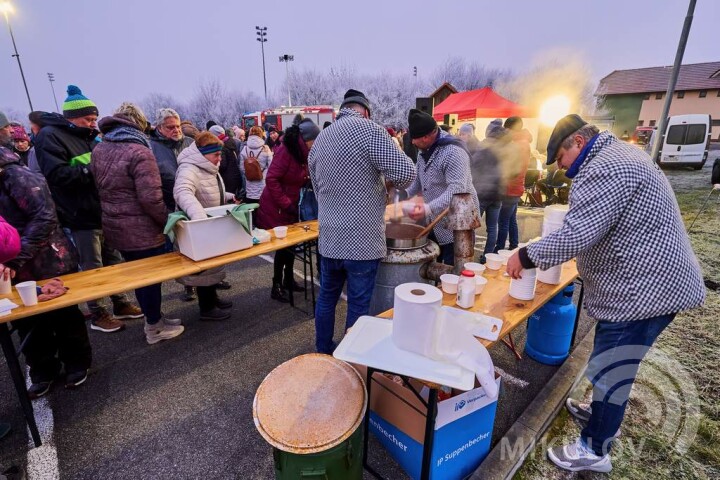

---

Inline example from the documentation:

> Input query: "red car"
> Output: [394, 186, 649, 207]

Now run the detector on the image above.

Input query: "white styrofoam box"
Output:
[175, 205, 254, 261]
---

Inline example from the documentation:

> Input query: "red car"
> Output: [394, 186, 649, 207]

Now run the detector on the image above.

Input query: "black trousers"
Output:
[273, 248, 295, 285]
[14, 306, 92, 384]
[197, 285, 218, 312]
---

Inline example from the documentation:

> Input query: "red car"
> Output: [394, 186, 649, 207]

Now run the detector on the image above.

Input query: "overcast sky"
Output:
[0, 0, 717, 117]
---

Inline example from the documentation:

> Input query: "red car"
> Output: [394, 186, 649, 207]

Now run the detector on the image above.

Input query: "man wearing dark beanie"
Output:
[34, 85, 143, 334]
[309, 88, 416, 354]
[404, 108, 480, 264]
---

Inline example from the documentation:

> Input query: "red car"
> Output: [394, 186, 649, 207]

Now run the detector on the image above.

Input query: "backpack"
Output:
[243, 147, 263, 181]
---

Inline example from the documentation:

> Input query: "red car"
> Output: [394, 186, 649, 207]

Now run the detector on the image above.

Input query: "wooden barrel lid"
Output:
[253, 354, 367, 454]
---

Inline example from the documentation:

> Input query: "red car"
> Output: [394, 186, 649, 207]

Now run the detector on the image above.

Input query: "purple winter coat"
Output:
[91, 115, 168, 252]
[256, 137, 309, 230]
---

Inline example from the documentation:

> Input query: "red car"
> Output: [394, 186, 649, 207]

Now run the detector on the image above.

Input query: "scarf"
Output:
[565, 133, 599, 179]
[104, 126, 150, 148]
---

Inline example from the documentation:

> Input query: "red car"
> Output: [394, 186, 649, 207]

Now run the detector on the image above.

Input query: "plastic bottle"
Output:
[456, 270, 476, 309]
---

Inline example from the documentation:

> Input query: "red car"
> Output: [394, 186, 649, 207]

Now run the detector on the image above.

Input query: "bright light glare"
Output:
[0, 2, 13, 14]
[539, 95, 571, 127]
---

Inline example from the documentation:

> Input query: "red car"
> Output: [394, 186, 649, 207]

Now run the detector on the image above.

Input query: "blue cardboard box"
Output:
[367, 372, 501, 480]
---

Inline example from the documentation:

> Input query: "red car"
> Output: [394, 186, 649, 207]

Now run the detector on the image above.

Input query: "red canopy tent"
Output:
[432, 87, 531, 121]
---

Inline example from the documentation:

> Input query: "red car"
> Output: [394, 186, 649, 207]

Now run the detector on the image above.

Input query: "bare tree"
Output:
[429, 57, 513, 92]
[139, 93, 188, 125]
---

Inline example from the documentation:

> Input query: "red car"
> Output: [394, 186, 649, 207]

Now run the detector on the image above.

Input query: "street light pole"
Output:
[1, 2, 33, 111]
[279, 54, 294, 107]
[255, 26, 268, 103]
[47, 72, 59, 113]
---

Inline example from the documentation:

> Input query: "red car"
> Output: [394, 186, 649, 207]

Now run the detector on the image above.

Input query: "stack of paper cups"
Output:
[509, 268, 537, 300]
[537, 264, 563, 285]
[542, 204, 569, 236]
[392, 283, 443, 357]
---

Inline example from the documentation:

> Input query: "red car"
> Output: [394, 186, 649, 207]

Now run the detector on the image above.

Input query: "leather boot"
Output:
[271, 280, 290, 303]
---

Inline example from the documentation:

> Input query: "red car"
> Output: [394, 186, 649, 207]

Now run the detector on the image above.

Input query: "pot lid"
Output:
[253, 354, 367, 454]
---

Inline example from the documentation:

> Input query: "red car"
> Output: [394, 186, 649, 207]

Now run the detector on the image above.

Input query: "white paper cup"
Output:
[463, 262, 486, 276]
[509, 269, 537, 300]
[485, 253, 503, 270]
[497, 250, 513, 265]
[475, 276, 488, 295]
[440, 274, 459, 294]
[273, 226, 288, 239]
[15, 281, 38, 306]
[0, 275, 10, 295]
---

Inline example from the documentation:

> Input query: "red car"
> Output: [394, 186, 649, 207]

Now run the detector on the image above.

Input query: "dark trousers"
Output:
[273, 248, 295, 286]
[496, 196, 520, 251]
[582, 313, 674, 456]
[14, 306, 92, 384]
[121, 246, 167, 325]
[197, 286, 219, 312]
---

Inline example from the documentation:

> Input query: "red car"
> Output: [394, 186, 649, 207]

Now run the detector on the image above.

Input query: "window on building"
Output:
[649, 120, 656, 127]
[699, 90, 707, 98]
[711, 120, 720, 127]
[717, 90, 720, 97]
[643, 93, 650, 100]
[677, 91, 685, 99]
[655, 93, 663, 100]
[637, 120, 644, 127]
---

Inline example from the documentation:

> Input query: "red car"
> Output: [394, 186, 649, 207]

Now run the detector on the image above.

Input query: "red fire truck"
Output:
[241, 105, 336, 131]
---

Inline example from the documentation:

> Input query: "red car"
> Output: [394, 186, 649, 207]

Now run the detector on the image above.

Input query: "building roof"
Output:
[596, 61, 720, 96]
[429, 82, 458, 99]
[433, 87, 530, 121]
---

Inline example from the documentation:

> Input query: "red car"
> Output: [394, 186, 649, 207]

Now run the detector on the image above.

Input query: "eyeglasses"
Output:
[162, 124, 182, 131]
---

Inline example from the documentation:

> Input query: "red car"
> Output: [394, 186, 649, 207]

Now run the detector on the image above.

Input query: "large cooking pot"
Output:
[385, 223, 427, 250]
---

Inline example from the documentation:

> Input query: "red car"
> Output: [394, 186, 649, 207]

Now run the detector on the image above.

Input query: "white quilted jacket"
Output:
[173, 143, 232, 220]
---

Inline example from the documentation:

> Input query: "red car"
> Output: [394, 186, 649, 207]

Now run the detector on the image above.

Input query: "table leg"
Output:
[308, 242, 316, 312]
[501, 333, 523, 360]
[420, 388, 438, 480]
[0, 323, 41, 447]
[571, 278, 584, 346]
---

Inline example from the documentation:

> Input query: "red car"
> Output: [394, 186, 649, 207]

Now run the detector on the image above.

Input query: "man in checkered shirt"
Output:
[308, 89, 416, 354]
[404, 109, 480, 264]
[507, 114, 705, 474]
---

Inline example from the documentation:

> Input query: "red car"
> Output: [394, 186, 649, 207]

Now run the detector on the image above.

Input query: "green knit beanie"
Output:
[63, 85, 99, 119]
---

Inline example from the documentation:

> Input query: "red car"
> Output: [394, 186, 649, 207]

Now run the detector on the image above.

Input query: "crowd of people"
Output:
[0, 84, 706, 475]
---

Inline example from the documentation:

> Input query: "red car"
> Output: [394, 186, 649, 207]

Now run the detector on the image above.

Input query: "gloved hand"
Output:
[38, 278, 68, 302]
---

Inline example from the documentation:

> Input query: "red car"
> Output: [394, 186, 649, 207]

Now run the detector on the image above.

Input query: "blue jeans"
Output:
[581, 313, 674, 456]
[479, 200, 501, 260]
[495, 196, 520, 252]
[314, 257, 381, 354]
[121, 246, 167, 324]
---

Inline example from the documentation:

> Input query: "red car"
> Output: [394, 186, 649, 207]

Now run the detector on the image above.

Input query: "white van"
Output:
[658, 114, 711, 170]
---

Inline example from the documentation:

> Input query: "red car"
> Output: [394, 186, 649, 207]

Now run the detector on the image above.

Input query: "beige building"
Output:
[596, 61, 720, 140]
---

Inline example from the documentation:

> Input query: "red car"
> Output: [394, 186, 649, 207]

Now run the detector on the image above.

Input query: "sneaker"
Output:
[182, 286, 197, 301]
[65, 370, 88, 389]
[566, 398, 621, 437]
[113, 302, 144, 319]
[90, 310, 125, 333]
[215, 297, 233, 310]
[144, 321, 184, 345]
[199, 307, 231, 321]
[216, 280, 232, 290]
[547, 437, 612, 473]
[28, 381, 53, 400]
[161, 316, 182, 326]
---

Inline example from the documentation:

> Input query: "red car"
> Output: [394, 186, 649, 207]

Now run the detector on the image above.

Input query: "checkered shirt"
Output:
[308, 109, 416, 260]
[406, 130, 480, 245]
[527, 131, 705, 322]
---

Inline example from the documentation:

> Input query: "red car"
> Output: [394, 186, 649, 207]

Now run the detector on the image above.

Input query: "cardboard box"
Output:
[175, 205, 254, 261]
[360, 366, 500, 480]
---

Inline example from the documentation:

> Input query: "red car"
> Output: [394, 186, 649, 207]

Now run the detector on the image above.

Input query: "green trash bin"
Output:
[253, 354, 367, 480]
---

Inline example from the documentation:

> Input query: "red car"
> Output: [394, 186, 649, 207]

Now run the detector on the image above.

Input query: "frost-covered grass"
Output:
[515, 165, 720, 479]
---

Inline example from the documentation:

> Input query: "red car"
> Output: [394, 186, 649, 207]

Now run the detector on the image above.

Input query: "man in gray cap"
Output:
[507, 114, 705, 473]
[309, 89, 416, 354]
[0, 112, 12, 149]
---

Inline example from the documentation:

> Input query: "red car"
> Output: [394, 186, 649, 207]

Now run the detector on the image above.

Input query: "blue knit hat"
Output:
[63, 85, 99, 119]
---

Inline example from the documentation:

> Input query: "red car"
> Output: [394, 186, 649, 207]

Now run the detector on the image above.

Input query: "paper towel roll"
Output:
[392, 283, 443, 357]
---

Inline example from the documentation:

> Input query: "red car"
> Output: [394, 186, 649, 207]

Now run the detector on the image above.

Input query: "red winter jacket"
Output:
[0, 215, 20, 263]
[505, 129, 531, 197]
[256, 138, 309, 229]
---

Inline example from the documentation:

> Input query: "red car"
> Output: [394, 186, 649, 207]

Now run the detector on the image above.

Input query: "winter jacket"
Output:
[218, 137, 244, 198]
[91, 115, 168, 252]
[504, 129, 531, 197]
[524, 131, 705, 322]
[173, 143, 233, 220]
[0, 146, 79, 282]
[33, 113, 101, 230]
[0, 214, 21, 263]
[256, 137, 308, 230]
[308, 108, 416, 261]
[239, 135, 273, 200]
[149, 130, 194, 212]
[469, 138, 503, 203]
[406, 130, 480, 245]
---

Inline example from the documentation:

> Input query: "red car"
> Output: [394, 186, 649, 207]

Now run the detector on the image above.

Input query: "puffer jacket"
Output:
[91, 115, 168, 252]
[149, 130, 193, 212]
[256, 137, 308, 230]
[32, 113, 101, 230]
[0, 146, 79, 282]
[239, 135, 273, 200]
[174, 143, 232, 220]
[0, 214, 21, 263]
